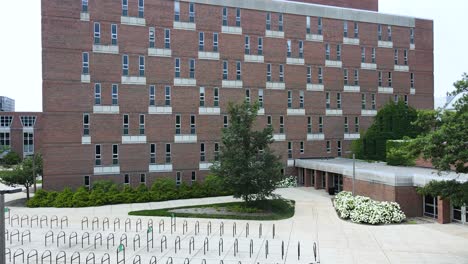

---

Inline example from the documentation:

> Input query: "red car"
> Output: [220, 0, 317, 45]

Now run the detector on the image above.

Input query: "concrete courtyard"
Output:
[3, 187, 468, 264]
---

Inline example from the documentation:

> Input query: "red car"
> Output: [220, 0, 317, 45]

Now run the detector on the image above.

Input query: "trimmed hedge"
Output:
[27, 175, 232, 208]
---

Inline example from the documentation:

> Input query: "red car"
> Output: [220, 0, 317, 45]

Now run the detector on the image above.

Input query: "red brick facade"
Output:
[292, 0, 378, 11]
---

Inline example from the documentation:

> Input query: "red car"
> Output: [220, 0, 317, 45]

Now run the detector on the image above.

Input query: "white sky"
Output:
[0, 0, 466, 112]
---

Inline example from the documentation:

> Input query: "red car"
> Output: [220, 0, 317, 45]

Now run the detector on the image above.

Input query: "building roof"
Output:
[443, 92, 467, 111]
[295, 158, 468, 187]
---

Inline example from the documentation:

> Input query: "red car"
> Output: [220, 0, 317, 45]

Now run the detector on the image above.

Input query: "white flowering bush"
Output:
[277, 176, 298, 188]
[334, 192, 406, 225]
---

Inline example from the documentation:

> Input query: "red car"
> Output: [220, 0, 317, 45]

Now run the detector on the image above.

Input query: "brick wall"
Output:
[291, 0, 378, 12]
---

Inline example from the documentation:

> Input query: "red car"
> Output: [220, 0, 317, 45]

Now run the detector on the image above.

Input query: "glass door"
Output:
[452, 205, 467, 224]
[424, 195, 438, 218]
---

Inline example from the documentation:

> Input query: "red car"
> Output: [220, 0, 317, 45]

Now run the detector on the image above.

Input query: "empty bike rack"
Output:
[265, 240, 269, 259]
[234, 239, 239, 257]
[249, 239, 254, 258]
[71, 252, 80, 264]
[166, 257, 173, 264]
[101, 253, 110, 264]
[147, 226, 154, 252]
[69, 232, 78, 248]
[107, 233, 115, 250]
[272, 224, 275, 239]
[232, 223, 236, 237]
[170, 215, 176, 234]
[103, 217, 110, 231]
[182, 220, 188, 235]
[10, 229, 20, 244]
[55, 251, 65, 264]
[44, 230, 54, 247]
[57, 231, 66, 247]
[11, 215, 19, 226]
[6, 248, 11, 262]
[203, 237, 209, 255]
[117, 244, 126, 264]
[207, 221, 212, 236]
[147, 219, 153, 229]
[174, 236, 181, 253]
[114, 218, 121, 232]
[158, 219, 164, 233]
[94, 233, 103, 249]
[120, 234, 128, 247]
[40, 216, 48, 228]
[313, 241, 320, 263]
[21, 215, 29, 227]
[61, 216, 69, 229]
[81, 217, 89, 230]
[125, 218, 131, 232]
[218, 238, 223, 256]
[21, 230, 31, 245]
[160, 236, 167, 253]
[149, 256, 157, 264]
[50, 215, 58, 228]
[189, 237, 195, 254]
[13, 248, 24, 264]
[133, 234, 141, 251]
[82, 232, 90, 248]
[245, 223, 249, 238]
[133, 255, 141, 264]
[92, 217, 99, 230]
[194, 221, 199, 236]
[183, 258, 189, 264]
[41, 250, 52, 264]
[86, 252, 95, 264]
[201, 260, 206, 264]
[259, 224, 262, 238]
[220, 222, 224, 236]
[31, 215, 39, 227]
[298, 241, 301, 260]
[136, 218, 142, 232]
[6, 229, 9, 241]
[5, 207, 11, 225]
[281, 241, 285, 260]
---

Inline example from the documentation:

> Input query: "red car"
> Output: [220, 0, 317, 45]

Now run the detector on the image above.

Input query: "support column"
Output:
[304, 169, 311, 187]
[314, 170, 321, 189]
[1, 194, 5, 264]
[437, 197, 451, 224]
[325, 172, 331, 192]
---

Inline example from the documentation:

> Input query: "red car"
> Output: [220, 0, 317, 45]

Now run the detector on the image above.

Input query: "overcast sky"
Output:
[0, 0, 466, 112]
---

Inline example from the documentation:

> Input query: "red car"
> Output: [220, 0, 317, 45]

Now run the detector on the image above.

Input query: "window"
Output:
[112, 84, 118, 105]
[199, 32, 204, 51]
[410, 28, 415, 44]
[20, 116, 36, 127]
[361, 47, 365, 63]
[299, 91, 304, 109]
[139, 114, 145, 135]
[213, 33, 219, 52]
[94, 83, 101, 105]
[139, 56, 145, 76]
[278, 13, 283, 31]
[337, 93, 342, 109]
[222, 7, 228, 26]
[325, 44, 330, 60]
[326, 141, 331, 153]
[286, 40, 291, 58]
[175, 115, 181, 135]
[266, 12, 271, 30]
[82, 0, 88, 12]
[140, 174, 146, 184]
[189, 2, 195, 22]
[214, 143, 220, 161]
[344, 117, 349, 133]
[94, 22, 100, 44]
[337, 140, 342, 157]
[0, 116, 13, 127]
[388, 72, 393, 87]
[387, 26, 392, 41]
[371, 94, 376, 110]
[354, 22, 359, 38]
[378, 24, 382, 41]
[266, 64, 271, 82]
[223, 115, 228, 128]
[236, 61, 241, 80]
[175, 58, 180, 77]
[319, 116, 323, 133]
[122, 0, 128, 16]
[279, 64, 284, 82]
[404, 95, 409, 105]
[123, 114, 129, 135]
[288, 142, 293, 159]
[222, 61, 228, 80]
[112, 144, 119, 165]
[0, 133, 10, 147]
[267, 116, 272, 128]
[299, 41, 304, 58]
[404, 49, 408, 65]
[318, 67, 323, 84]
[394, 95, 398, 103]
[122, 55, 129, 76]
[149, 85, 155, 106]
[23, 132, 34, 154]
[325, 92, 330, 109]
[174, 1, 180, 21]
[165, 86, 171, 106]
[307, 117, 312, 133]
[336, 44, 341, 61]
[343, 21, 348, 37]
[83, 114, 90, 136]
[191, 171, 196, 182]
[354, 69, 359, 86]
[378, 71, 383, 86]
[138, 0, 144, 18]
[200, 143, 205, 162]
[361, 93, 366, 110]
[236, 8, 241, 27]
[279, 116, 284, 134]
[199, 87, 205, 107]
[306, 16, 311, 34]
[190, 115, 196, 134]
[318, 17, 323, 35]
[411, 73, 415, 88]
[258, 89, 264, 108]
[84, 176, 90, 188]
[245, 89, 250, 104]
[124, 174, 130, 185]
[214, 88, 220, 107]
[165, 29, 171, 49]
[176, 172, 182, 186]
[95, 145, 101, 166]
[165, 143, 171, 163]
[394, 49, 398, 65]
[343, 69, 348, 85]
[307, 66, 312, 84]
[189, 59, 196, 79]
[82, 52, 89, 74]
[355, 117, 360, 133]
[371, 48, 376, 63]
[150, 143, 156, 164]
[287, 90, 292, 108]
[244, 35, 250, 55]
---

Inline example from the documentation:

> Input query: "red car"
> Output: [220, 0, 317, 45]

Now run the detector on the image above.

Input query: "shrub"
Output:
[72, 187, 90, 207]
[151, 178, 178, 201]
[2, 151, 21, 167]
[277, 176, 297, 188]
[53, 188, 74, 208]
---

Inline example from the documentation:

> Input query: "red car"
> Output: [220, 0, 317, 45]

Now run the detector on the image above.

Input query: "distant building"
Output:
[443, 92, 466, 111]
[0, 96, 15, 112]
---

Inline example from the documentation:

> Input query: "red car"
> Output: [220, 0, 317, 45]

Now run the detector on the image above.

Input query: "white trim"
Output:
[221, 26, 242, 35]
[378, 41, 393, 48]
[265, 30, 284, 38]
[286, 58, 305, 65]
[121, 76, 146, 85]
[410, 44, 416, 50]
[343, 86, 360, 92]
[306, 34, 323, 42]
[199, 107, 221, 115]
[174, 135, 197, 143]
[148, 106, 173, 115]
[306, 84, 324, 92]
[343, 37, 360, 45]
[81, 74, 90, 83]
[174, 78, 197, 86]
[80, 12, 90, 21]
[307, 133, 325, 141]
[93, 106, 120, 114]
[378, 87, 394, 94]
[244, 54, 264, 63]
[410, 88, 416, 95]
[222, 80, 243, 89]
[121, 16, 146, 26]
[326, 109, 343, 116]
[273, 134, 286, 141]
[199, 162, 214, 171]
[122, 136, 147, 144]
[149, 164, 173, 173]
[361, 110, 377, 116]
[394, 65, 409, 72]
[287, 109, 305, 116]
[361, 63, 377, 70]
[94, 166, 120, 175]
[81, 136, 91, 145]
[325, 60, 342, 68]
[198, 51, 220, 60]
[287, 160, 295, 167]
[148, 48, 172, 57]
[93, 45, 119, 54]
[344, 133, 360, 140]
[173, 21, 196, 30]
[266, 82, 285, 90]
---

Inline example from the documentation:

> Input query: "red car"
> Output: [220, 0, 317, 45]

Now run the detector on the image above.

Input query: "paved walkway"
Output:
[3, 186, 468, 263]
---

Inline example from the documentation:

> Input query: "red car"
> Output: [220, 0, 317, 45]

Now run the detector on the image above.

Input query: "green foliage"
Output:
[417, 180, 468, 207]
[72, 187, 90, 207]
[211, 102, 283, 202]
[1, 151, 21, 167]
[386, 140, 416, 166]
[53, 188, 74, 208]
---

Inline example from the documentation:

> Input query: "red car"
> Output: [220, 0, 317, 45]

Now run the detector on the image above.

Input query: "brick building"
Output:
[40, 0, 434, 190]
[0, 113, 42, 158]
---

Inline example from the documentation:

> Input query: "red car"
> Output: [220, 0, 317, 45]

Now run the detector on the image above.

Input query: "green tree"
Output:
[2, 151, 21, 167]
[211, 102, 283, 203]
[0, 164, 33, 199]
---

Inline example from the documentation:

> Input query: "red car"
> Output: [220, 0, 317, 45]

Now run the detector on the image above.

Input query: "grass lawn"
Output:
[129, 199, 295, 221]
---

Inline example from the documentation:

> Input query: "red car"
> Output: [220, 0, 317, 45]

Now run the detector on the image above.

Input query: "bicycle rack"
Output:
[21, 230, 31, 245]
[125, 218, 131, 232]
[6, 248, 11, 262]
[201, 260, 206, 264]
[147, 219, 153, 229]
[31, 215, 39, 228]
[103, 217, 110, 231]
[259, 224, 262, 238]
[95, 233, 103, 249]
[298, 241, 301, 260]
[174, 236, 181, 253]
[86, 252, 95, 264]
[117, 244, 126, 264]
[61, 216, 69, 229]
[82, 217, 89, 230]
[183, 220, 188, 235]
[82, 232, 90, 248]
[44, 230, 54, 247]
[170, 215, 176, 234]
[158, 219, 164, 234]
[40, 215, 48, 228]
[41, 250, 52, 264]
[133, 234, 141, 251]
[120, 233, 128, 247]
[249, 239, 254, 258]
[183, 258, 189, 264]
[4, 207, 10, 225]
[57, 231, 66, 247]
[11, 215, 19, 226]
[189, 237, 195, 254]
[160, 236, 167, 253]
[5, 229, 8, 241]
[207, 221, 212, 236]
[147, 225, 154, 252]
[245, 223, 249, 238]
[21, 215, 29, 227]
[272, 224, 276, 239]
[265, 240, 269, 259]
[13, 249, 24, 264]
[166, 257, 173, 264]
[133, 255, 141, 264]
[56, 251, 66, 264]
[218, 238, 223, 256]
[313, 241, 320, 263]
[10, 229, 19, 244]
[71, 251, 80, 264]
[220, 222, 224, 236]
[149, 256, 157, 264]
[281, 241, 284, 260]
[136, 218, 142, 232]
[194, 221, 199, 236]
[69, 231, 78, 248]
[234, 238, 239, 257]
[101, 253, 110, 264]
[107, 233, 115, 250]
[232, 222, 236, 237]
[50, 215, 58, 228]
[114, 218, 121, 232]
[27, 249, 38, 264]
[92, 217, 99, 230]
[219, 261, 223, 264]
[203, 237, 209, 255]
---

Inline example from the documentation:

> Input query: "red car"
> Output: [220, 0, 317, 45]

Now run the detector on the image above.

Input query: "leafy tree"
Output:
[211, 102, 283, 203]
[2, 151, 21, 167]
[0, 163, 33, 199]
[418, 180, 468, 207]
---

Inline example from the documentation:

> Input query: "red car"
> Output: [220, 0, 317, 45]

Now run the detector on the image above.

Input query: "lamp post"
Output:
[352, 154, 356, 196]
[0, 188, 22, 264]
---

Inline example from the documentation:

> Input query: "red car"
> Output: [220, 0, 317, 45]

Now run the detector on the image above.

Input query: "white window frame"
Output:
[199, 32, 204, 51]
[258, 89, 264, 108]
[165, 86, 171, 106]
[111, 24, 118, 45]
[122, 54, 129, 76]
[150, 143, 156, 164]
[112, 144, 119, 165]
[94, 83, 101, 105]
[214, 87, 219, 107]
[112, 84, 119, 105]
[175, 115, 181, 135]
[122, 0, 128, 16]
[83, 114, 90, 136]
[82, 52, 89, 75]
[95, 144, 102, 166]
[307, 66, 312, 84]
[165, 29, 171, 49]
[245, 35, 250, 55]
[175, 58, 180, 77]
[223, 61, 228, 80]
[139, 56, 145, 77]
[213, 33, 219, 52]
[139, 114, 145, 135]
[165, 143, 171, 163]
[149, 85, 156, 106]
[149, 27, 155, 48]
[236, 61, 241, 80]
[94, 22, 101, 44]
[299, 91, 304, 109]
[279, 64, 284, 82]
[337, 92, 342, 109]
[199, 87, 205, 107]
[138, 0, 144, 18]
